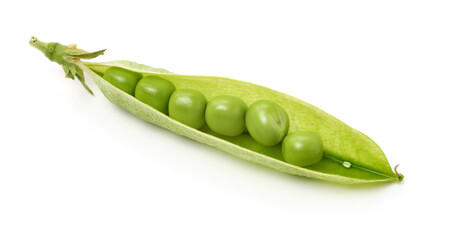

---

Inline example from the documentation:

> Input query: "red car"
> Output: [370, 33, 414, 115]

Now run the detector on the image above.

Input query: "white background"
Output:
[1, 0, 450, 239]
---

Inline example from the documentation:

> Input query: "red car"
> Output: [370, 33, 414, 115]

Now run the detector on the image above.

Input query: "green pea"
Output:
[168, 89, 207, 129]
[205, 95, 247, 137]
[135, 76, 176, 114]
[282, 131, 324, 167]
[245, 100, 289, 146]
[103, 67, 142, 95]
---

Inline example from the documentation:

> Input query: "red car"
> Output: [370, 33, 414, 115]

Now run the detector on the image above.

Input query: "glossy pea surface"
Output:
[205, 95, 247, 137]
[282, 131, 323, 167]
[245, 100, 289, 146]
[103, 67, 142, 95]
[168, 89, 207, 129]
[135, 76, 176, 114]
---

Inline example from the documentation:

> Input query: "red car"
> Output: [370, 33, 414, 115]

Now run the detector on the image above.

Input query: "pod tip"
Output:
[394, 164, 404, 182]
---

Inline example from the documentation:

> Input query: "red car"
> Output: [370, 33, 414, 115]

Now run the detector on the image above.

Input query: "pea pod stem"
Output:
[30, 36, 106, 94]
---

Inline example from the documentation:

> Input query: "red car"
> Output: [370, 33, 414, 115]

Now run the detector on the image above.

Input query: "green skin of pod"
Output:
[103, 67, 142, 95]
[169, 89, 207, 129]
[245, 100, 289, 146]
[282, 131, 324, 167]
[135, 76, 176, 115]
[205, 95, 247, 137]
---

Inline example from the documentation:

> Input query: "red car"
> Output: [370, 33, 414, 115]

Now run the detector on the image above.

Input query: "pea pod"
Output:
[30, 37, 403, 184]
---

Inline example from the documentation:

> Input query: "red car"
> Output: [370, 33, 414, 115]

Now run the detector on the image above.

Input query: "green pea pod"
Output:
[30, 37, 403, 184]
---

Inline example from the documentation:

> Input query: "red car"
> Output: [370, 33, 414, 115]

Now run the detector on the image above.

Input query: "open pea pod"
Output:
[30, 37, 403, 184]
